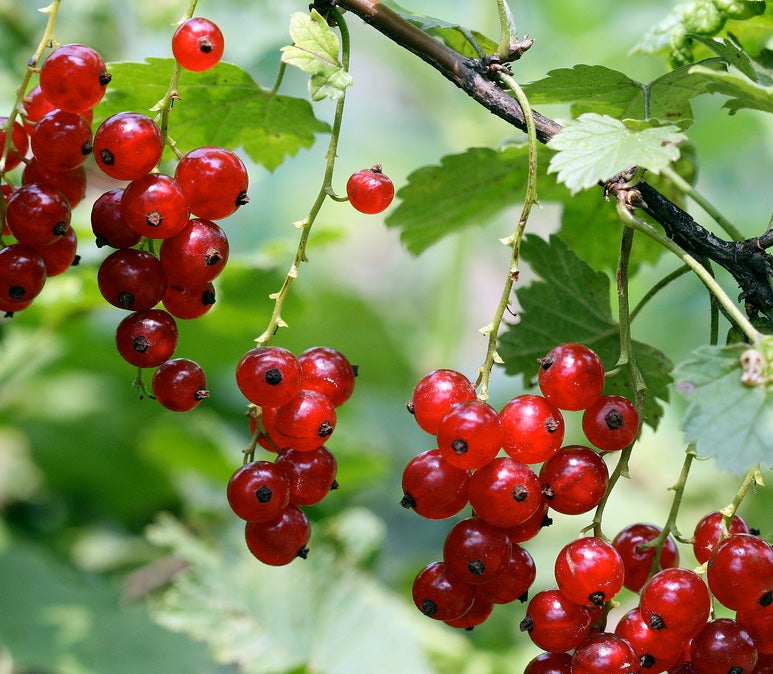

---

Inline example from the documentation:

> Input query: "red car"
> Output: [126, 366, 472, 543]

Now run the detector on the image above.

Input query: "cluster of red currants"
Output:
[230, 345, 356, 565]
[403, 343, 640, 628]
[0, 43, 109, 315]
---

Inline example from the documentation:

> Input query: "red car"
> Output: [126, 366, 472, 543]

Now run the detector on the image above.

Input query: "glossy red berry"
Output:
[33, 226, 79, 277]
[408, 368, 476, 435]
[346, 165, 395, 214]
[411, 560, 476, 621]
[39, 44, 110, 113]
[274, 446, 337, 506]
[400, 448, 470, 520]
[707, 533, 773, 612]
[519, 588, 593, 653]
[477, 542, 536, 605]
[298, 346, 356, 407]
[93, 112, 163, 181]
[736, 605, 773, 655]
[97, 248, 168, 311]
[504, 499, 552, 543]
[272, 389, 336, 452]
[612, 522, 679, 593]
[468, 456, 542, 528]
[582, 394, 639, 451]
[442, 517, 511, 585]
[539, 445, 609, 516]
[537, 343, 605, 411]
[690, 618, 759, 674]
[523, 652, 573, 674]
[174, 146, 249, 220]
[5, 183, 71, 247]
[151, 358, 209, 412]
[114, 309, 178, 368]
[554, 537, 624, 607]
[436, 399, 503, 470]
[23, 159, 87, 208]
[121, 174, 190, 239]
[614, 607, 685, 672]
[500, 393, 565, 463]
[161, 282, 216, 320]
[235, 346, 303, 408]
[90, 189, 142, 249]
[244, 505, 310, 566]
[639, 567, 711, 638]
[227, 460, 290, 522]
[0, 244, 47, 307]
[22, 85, 58, 134]
[159, 218, 229, 284]
[443, 592, 493, 630]
[0, 117, 29, 171]
[571, 633, 640, 674]
[29, 109, 92, 171]
[172, 18, 225, 72]
[692, 510, 750, 564]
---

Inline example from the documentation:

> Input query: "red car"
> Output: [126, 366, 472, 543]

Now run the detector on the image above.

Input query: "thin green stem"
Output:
[661, 166, 745, 242]
[617, 202, 763, 345]
[720, 464, 764, 530]
[629, 265, 690, 323]
[255, 8, 350, 345]
[472, 72, 539, 401]
[269, 60, 288, 96]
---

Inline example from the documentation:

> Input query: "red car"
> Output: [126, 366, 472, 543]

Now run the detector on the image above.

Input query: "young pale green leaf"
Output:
[689, 63, 773, 114]
[97, 59, 330, 171]
[547, 113, 686, 194]
[673, 344, 773, 473]
[281, 10, 353, 101]
[498, 234, 672, 430]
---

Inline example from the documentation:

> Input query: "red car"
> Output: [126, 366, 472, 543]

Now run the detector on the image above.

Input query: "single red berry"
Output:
[159, 218, 229, 285]
[272, 389, 336, 452]
[33, 226, 79, 277]
[0, 244, 47, 307]
[172, 18, 225, 72]
[411, 560, 476, 621]
[274, 446, 337, 506]
[707, 533, 773, 612]
[582, 394, 639, 451]
[539, 445, 609, 516]
[436, 399, 503, 470]
[121, 174, 190, 240]
[227, 460, 290, 522]
[519, 588, 594, 653]
[614, 607, 685, 672]
[500, 393, 565, 463]
[443, 592, 494, 630]
[477, 542, 536, 605]
[39, 44, 110, 113]
[612, 522, 679, 593]
[161, 282, 216, 320]
[523, 652, 573, 674]
[114, 309, 178, 368]
[0, 117, 29, 171]
[400, 448, 470, 520]
[692, 510, 750, 565]
[442, 516, 511, 585]
[151, 358, 209, 412]
[174, 146, 249, 220]
[537, 343, 605, 411]
[468, 456, 542, 528]
[504, 499, 552, 543]
[346, 165, 395, 214]
[22, 159, 87, 208]
[5, 183, 71, 247]
[244, 505, 310, 566]
[690, 618, 759, 674]
[571, 633, 640, 674]
[408, 368, 476, 435]
[97, 248, 168, 311]
[22, 85, 92, 135]
[235, 346, 303, 408]
[298, 346, 356, 407]
[92, 112, 163, 181]
[639, 567, 711, 638]
[29, 109, 92, 171]
[554, 537, 624, 607]
[735, 605, 773, 656]
[90, 189, 142, 249]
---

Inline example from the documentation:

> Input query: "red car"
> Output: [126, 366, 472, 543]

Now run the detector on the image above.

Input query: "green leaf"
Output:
[499, 234, 672, 430]
[689, 63, 773, 113]
[546, 113, 687, 194]
[281, 10, 353, 101]
[383, 1, 498, 58]
[673, 344, 773, 473]
[690, 35, 760, 80]
[97, 59, 330, 171]
[522, 61, 726, 124]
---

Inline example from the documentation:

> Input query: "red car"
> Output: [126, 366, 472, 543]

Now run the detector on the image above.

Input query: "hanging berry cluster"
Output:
[229, 345, 357, 565]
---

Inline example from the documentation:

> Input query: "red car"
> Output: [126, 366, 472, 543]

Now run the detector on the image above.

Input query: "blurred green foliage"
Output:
[0, 1, 771, 673]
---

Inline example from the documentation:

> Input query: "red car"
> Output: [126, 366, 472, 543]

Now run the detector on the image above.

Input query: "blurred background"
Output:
[0, 1, 771, 672]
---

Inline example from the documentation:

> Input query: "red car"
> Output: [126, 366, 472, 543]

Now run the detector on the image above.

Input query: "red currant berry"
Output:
[151, 358, 209, 412]
[172, 18, 225, 72]
[29, 109, 92, 171]
[0, 117, 29, 171]
[23, 159, 87, 208]
[5, 183, 71, 247]
[39, 44, 110, 113]
[639, 567, 711, 638]
[571, 633, 639, 674]
[159, 218, 229, 284]
[97, 248, 168, 311]
[227, 460, 290, 522]
[539, 445, 609, 516]
[523, 652, 573, 674]
[33, 226, 79, 277]
[500, 393, 565, 463]
[114, 309, 178, 368]
[443, 592, 494, 630]
[612, 522, 679, 593]
[707, 533, 773, 612]
[582, 394, 639, 451]
[92, 112, 163, 181]
[614, 607, 685, 672]
[298, 346, 356, 407]
[91, 189, 142, 249]
[235, 346, 303, 408]
[690, 618, 759, 674]
[346, 165, 395, 214]
[121, 174, 190, 239]
[244, 505, 310, 566]
[408, 368, 476, 435]
[0, 244, 47, 307]
[736, 605, 773, 655]
[174, 146, 249, 220]
[436, 399, 503, 470]
[468, 456, 542, 528]
[442, 516, 511, 585]
[504, 499, 552, 543]
[519, 588, 594, 653]
[537, 343, 605, 411]
[554, 537, 624, 607]
[272, 389, 336, 452]
[400, 448, 470, 520]
[477, 542, 536, 605]
[692, 510, 750, 565]
[274, 445, 337, 506]
[411, 560, 476, 621]
[161, 282, 216, 320]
